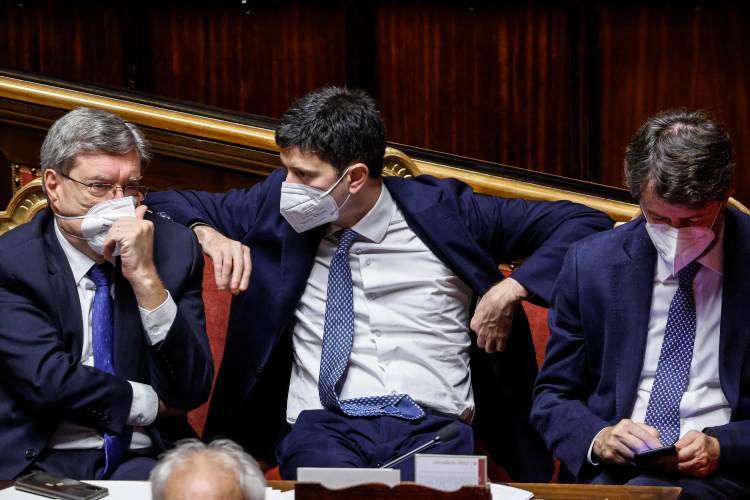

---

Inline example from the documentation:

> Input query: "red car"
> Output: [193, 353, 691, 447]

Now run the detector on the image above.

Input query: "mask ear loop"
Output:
[319, 166, 354, 199]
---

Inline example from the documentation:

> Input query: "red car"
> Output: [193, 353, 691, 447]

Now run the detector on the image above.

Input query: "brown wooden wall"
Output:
[1, 0, 749, 204]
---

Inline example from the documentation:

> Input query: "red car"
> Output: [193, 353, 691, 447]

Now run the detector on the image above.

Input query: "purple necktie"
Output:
[88, 263, 132, 478]
[644, 260, 702, 445]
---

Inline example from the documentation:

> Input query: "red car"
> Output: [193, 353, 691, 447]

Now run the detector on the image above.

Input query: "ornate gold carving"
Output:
[0, 179, 47, 235]
[382, 147, 419, 178]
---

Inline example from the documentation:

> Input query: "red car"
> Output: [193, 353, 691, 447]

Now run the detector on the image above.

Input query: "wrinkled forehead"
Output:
[69, 151, 142, 180]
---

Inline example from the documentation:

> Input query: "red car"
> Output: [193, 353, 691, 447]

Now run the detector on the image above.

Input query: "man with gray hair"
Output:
[150, 439, 266, 500]
[532, 109, 750, 498]
[0, 107, 213, 480]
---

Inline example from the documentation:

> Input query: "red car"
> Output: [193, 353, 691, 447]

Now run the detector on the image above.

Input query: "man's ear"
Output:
[347, 163, 369, 193]
[43, 169, 63, 212]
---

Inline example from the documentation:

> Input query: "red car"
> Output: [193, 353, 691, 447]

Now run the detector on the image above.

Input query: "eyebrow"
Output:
[288, 165, 318, 176]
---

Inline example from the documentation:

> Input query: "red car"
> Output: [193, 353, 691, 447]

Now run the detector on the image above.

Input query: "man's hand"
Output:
[194, 225, 251, 295]
[470, 277, 529, 353]
[654, 430, 720, 478]
[592, 419, 662, 464]
[104, 204, 167, 310]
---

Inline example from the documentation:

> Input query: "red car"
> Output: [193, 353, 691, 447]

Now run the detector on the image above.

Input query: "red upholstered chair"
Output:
[186, 256, 230, 437]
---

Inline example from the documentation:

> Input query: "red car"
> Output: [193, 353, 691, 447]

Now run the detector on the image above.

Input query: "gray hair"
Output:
[40, 107, 151, 176]
[150, 439, 266, 500]
[624, 108, 733, 207]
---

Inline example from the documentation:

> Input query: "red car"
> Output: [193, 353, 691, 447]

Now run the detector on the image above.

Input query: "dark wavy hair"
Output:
[275, 86, 387, 178]
[624, 108, 733, 206]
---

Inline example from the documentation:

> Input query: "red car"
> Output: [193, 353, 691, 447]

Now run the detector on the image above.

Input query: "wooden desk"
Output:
[266, 480, 681, 499]
[0, 479, 680, 499]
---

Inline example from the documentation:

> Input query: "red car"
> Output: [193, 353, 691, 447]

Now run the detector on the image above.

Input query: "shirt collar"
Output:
[54, 219, 97, 285]
[698, 218, 724, 275]
[327, 182, 394, 243]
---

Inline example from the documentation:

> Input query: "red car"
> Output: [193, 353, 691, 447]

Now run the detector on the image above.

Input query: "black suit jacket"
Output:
[0, 209, 213, 479]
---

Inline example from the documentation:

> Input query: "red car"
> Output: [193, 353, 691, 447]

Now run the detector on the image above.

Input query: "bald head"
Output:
[163, 455, 243, 500]
[150, 439, 265, 500]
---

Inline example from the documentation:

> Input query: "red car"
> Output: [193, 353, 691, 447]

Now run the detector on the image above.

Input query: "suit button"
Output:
[25, 448, 37, 459]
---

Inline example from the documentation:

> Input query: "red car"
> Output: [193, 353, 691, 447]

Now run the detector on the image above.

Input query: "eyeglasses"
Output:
[61, 173, 148, 198]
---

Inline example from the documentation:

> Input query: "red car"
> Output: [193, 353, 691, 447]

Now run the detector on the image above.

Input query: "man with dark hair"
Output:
[0, 107, 213, 480]
[532, 109, 750, 498]
[147, 86, 611, 481]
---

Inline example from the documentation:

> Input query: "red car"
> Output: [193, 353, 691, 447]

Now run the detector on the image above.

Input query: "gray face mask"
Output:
[279, 169, 352, 233]
[55, 196, 137, 255]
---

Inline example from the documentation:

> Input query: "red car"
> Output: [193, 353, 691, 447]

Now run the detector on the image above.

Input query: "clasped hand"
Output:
[103, 204, 166, 310]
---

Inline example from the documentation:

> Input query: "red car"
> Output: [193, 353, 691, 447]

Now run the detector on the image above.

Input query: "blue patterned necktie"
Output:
[318, 229, 425, 420]
[88, 263, 132, 478]
[644, 260, 703, 445]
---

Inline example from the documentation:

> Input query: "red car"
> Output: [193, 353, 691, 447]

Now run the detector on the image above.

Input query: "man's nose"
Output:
[112, 185, 126, 199]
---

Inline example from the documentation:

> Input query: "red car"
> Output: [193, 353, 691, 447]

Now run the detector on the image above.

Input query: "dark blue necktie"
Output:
[644, 260, 702, 445]
[318, 229, 424, 420]
[88, 263, 132, 478]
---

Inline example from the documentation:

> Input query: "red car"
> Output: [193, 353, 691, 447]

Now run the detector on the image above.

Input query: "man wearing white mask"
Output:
[532, 109, 750, 498]
[0, 108, 213, 480]
[146, 87, 611, 481]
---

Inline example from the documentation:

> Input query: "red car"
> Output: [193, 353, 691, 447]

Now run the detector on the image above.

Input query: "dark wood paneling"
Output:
[591, 1, 750, 199]
[376, 1, 577, 177]
[146, 1, 348, 118]
[0, 0, 125, 87]
[1, 0, 749, 205]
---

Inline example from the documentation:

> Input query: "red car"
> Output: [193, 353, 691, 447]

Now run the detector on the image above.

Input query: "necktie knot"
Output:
[88, 263, 111, 289]
[336, 228, 358, 254]
[678, 260, 702, 288]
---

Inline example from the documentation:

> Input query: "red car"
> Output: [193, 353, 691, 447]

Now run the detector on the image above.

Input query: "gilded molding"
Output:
[0, 179, 46, 235]
[3, 76, 748, 222]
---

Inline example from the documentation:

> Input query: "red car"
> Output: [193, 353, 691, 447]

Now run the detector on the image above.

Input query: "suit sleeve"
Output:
[705, 421, 750, 468]
[530, 243, 611, 479]
[469, 190, 612, 304]
[145, 170, 280, 241]
[0, 279, 133, 434]
[146, 229, 214, 410]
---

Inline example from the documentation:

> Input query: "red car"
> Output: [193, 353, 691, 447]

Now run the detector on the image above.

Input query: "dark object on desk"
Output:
[380, 423, 461, 469]
[15, 471, 109, 500]
[295, 482, 491, 499]
[633, 445, 677, 467]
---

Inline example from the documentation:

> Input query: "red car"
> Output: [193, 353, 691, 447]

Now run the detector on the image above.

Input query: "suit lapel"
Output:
[42, 215, 85, 360]
[112, 264, 146, 380]
[278, 223, 326, 332]
[718, 210, 750, 413]
[613, 221, 657, 418]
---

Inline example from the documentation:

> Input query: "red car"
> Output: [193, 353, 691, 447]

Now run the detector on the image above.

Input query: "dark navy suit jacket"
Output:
[532, 210, 750, 481]
[0, 209, 214, 479]
[147, 169, 612, 481]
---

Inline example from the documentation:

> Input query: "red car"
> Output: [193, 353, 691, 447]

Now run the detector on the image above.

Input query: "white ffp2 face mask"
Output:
[279, 170, 352, 233]
[644, 205, 722, 276]
[56, 196, 137, 256]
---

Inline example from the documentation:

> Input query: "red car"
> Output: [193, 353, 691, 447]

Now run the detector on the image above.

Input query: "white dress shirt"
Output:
[630, 225, 730, 433]
[286, 183, 475, 424]
[48, 220, 177, 450]
[588, 224, 730, 463]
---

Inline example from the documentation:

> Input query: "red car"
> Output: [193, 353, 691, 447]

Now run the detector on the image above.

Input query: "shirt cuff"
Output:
[139, 290, 177, 345]
[127, 381, 158, 427]
[587, 428, 608, 466]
